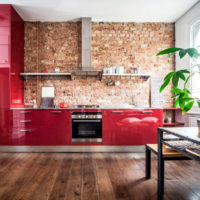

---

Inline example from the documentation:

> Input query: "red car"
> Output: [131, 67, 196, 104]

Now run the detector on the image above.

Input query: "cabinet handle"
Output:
[50, 111, 62, 113]
[20, 129, 32, 132]
[20, 111, 32, 114]
[10, 73, 16, 76]
[112, 111, 123, 114]
[142, 110, 153, 113]
[20, 120, 32, 123]
[73, 120, 101, 123]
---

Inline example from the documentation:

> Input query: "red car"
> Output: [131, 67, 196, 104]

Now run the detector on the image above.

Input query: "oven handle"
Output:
[73, 120, 101, 123]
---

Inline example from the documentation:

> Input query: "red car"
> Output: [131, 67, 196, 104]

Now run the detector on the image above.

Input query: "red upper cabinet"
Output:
[0, 45, 9, 64]
[0, 5, 24, 107]
[103, 109, 163, 145]
[10, 6, 24, 107]
[0, 5, 10, 26]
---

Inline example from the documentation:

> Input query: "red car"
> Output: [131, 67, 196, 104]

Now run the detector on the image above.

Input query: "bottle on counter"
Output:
[33, 99, 37, 108]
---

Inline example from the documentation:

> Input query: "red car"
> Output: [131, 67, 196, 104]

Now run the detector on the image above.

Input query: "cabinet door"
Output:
[0, 68, 10, 145]
[0, 5, 10, 26]
[41, 110, 71, 145]
[0, 27, 9, 44]
[103, 109, 163, 145]
[138, 109, 163, 144]
[0, 45, 9, 64]
[11, 127, 41, 145]
[103, 110, 142, 145]
[10, 110, 44, 145]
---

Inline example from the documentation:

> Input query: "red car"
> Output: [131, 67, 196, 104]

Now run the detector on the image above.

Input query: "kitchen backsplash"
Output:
[24, 22, 175, 107]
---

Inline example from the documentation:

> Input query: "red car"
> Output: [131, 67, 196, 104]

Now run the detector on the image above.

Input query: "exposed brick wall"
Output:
[24, 22, 175, 107]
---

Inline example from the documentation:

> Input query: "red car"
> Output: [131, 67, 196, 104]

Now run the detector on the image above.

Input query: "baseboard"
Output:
[0, 145, 145, 153]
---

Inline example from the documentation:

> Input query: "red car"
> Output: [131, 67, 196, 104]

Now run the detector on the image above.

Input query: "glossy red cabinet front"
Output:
[9, 110, 71, 145]
[0, 68, 11, 145]
[103, 109, 163, 145]
[0, 5, 10, 26]
[41, 110, 71, 145]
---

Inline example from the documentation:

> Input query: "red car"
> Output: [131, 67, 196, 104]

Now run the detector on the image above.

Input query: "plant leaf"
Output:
[160, 78, 171, 92]
[171, 94, 179, 98]
[197, 101, 200, 108]
[174, 97, 179, 107]
[171, 88, 182, 94]
[164, 72, 174, 81]
[156, 48, 182, 56]
[179, 69, 190, 74]
[172, 73, 179, 88]
[176, 71, 186, 81]
[182, 97, 194, 102]
[183, 101, 194, 113]
[179, 49, 187, 58]
[187, 48, 200, 58]
[186, 89, 191, 94]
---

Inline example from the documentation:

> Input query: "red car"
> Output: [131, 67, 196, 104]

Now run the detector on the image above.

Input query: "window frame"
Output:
[189, 19, 200, 104]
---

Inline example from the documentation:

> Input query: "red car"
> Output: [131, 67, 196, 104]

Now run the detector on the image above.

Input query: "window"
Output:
[191, 21, 200, 99]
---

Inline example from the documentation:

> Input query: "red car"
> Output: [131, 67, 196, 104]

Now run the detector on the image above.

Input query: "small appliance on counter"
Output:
[41, 97, 54, 108]
[59, 102, 69, 108]
[40, 87, 55, 108]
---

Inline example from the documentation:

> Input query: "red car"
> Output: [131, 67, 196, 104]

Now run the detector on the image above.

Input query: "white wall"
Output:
[175, 2, 200, 71]
[175, 2, 200, 122]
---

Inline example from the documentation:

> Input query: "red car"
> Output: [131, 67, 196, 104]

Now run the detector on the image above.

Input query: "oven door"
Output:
[72, 119, 102, 143]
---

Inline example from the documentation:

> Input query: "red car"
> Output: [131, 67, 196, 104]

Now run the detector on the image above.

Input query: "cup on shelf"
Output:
[167, 117, 172, 123]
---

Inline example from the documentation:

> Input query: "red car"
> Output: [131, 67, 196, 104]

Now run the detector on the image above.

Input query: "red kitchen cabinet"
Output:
[0, 68, 11, 145]
[9, 110, 71, 145]
[10, 5, 24, 107]
[0, 27, 9, 44]
[0, 4, 24, 106]
[0, 45, 9, 64]
[10, 110, 43, 145]
[40, 110, 71, 145]
[0, 5, 24, 145]
[103, 109, 163, 145]
[0, 5, 10, 26]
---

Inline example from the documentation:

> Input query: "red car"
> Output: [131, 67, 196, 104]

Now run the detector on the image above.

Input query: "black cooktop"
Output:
[76, 105, 100, 108]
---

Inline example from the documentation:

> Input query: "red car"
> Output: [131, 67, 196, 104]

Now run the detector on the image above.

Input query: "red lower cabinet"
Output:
[41, 110, 71, 145]
[103, 109, 163, 145]
[9, 109, 71, 145]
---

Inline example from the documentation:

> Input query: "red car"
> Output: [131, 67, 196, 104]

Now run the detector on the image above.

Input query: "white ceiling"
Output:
[0, 0, 199, 22]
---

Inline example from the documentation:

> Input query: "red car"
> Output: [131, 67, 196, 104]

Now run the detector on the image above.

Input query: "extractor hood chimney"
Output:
[72, 17, 102, 76]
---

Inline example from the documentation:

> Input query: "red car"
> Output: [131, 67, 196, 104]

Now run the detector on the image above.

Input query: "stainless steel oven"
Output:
[72, 112, 102, 143]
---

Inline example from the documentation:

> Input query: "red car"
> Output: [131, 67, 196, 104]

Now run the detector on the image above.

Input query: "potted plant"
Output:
[156, 47, 200, 132]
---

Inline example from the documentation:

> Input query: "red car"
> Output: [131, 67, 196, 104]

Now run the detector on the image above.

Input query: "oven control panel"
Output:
[72, 112, 102, 119]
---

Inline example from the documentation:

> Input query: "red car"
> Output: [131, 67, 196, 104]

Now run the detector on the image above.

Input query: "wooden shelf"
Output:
[20, 73, 72, 80]
[163, 122, 185, 126]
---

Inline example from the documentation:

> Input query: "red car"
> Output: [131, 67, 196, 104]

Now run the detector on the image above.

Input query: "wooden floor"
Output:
[0, 153, 200, 200]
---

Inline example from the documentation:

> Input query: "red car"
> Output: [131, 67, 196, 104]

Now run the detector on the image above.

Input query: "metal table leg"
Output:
[145, 146, 151, 179]
[158, 128, 164, 200]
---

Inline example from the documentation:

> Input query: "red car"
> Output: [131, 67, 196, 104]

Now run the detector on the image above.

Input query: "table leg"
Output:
[158, 128, 164, 200]
[145, 146, 151, 179]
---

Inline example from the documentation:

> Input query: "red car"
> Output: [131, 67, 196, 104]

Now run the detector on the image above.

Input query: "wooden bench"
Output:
[145, 144, 190, 179]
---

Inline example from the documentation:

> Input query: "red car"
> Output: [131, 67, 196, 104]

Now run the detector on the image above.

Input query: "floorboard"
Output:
[0, 153, 199, 200]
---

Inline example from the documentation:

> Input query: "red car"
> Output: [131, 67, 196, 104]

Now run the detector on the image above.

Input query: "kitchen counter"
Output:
[10, 105, 163, 110]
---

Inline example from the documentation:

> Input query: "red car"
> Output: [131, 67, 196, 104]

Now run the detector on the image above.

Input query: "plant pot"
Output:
[197, 119, 200, 137]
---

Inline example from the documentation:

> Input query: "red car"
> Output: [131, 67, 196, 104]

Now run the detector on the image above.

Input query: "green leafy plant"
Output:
[156, 47, 200, 113]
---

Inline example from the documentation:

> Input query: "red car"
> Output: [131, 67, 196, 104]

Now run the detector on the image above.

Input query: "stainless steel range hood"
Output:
[72, 18, 102, 76]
